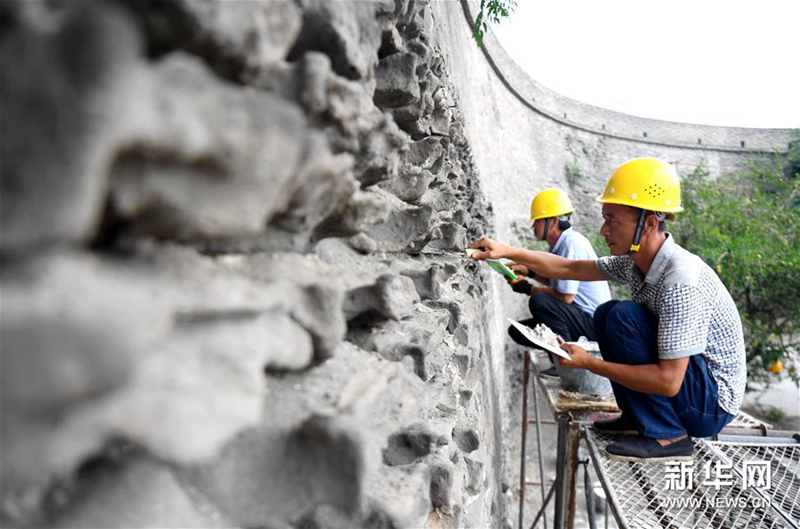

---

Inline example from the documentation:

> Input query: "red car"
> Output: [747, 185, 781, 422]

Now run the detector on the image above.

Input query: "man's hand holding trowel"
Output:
[468, 237, 531, 293]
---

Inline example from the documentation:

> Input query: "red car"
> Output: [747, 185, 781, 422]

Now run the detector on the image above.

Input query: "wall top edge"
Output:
[460, 0, 794, 152]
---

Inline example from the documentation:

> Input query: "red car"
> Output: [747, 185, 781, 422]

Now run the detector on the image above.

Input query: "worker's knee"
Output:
[599, 301, 659, 362]
[528, 292, 552, 314]
[604, 301, 654, 338]
[593, 299, 619, 333]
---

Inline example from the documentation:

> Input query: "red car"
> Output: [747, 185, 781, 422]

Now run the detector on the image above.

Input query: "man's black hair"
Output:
[557, 219, 571, 231]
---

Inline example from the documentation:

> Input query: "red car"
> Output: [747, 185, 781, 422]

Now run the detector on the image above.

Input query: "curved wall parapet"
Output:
[432, 0, 794, 249]
[460, 0, 794, 155]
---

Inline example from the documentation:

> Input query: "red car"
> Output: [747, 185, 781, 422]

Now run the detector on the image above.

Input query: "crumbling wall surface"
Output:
[0, 1, 507, 528]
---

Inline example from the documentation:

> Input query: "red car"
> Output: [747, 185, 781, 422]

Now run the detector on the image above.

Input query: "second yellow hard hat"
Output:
[530, 188, 574, 221]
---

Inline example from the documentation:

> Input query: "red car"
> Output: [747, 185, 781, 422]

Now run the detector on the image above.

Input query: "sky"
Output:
[493, 0, 800, 129]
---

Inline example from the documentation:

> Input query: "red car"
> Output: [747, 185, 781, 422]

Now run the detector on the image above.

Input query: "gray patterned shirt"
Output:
[595, 234, 746, 415]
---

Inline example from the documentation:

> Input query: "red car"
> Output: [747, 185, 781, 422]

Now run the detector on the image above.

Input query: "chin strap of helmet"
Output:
[628, 210, 668, 254]
[628, 210, 647, 254]
[541, 217, 551, 243]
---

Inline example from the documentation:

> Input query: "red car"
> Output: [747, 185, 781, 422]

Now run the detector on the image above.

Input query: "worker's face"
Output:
[600, 204, 639, 256]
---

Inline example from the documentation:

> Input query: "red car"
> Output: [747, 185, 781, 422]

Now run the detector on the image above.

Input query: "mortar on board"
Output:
[554, 338, 613, 395]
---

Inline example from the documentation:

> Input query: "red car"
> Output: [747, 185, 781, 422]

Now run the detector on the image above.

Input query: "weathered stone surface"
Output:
[0, 319, 133, 418]
[188, 416, 371, 528]
[344, 274, 420, 322]
[398, 0, 433, 41]
[405, 137, 445, 168]
[271, 132, 359, 235]
[1, 5, 337, 251]
[384, 423, 446, 466]
[406, 38, 433, 65]
[311, 190, 390, 242]
[375, 52, 420, 108]
[347, 305, 450, 381]
[427, 222, 468, 252]
[384, 167, 435, 203]
[429, 459, 465, 513]
[399, 263, 456, 301]
[130, 0, 303, 78]
[424, 299, 466, 333]
[316, 64, 410, 188]
[348, 233, 379, 255]
[286, 283, 347, 362]
[366, 465, 431, 529]
[109, 53, 313, 242]
[0, 2, 143, 251]
[367, 203, 436, 253]
[347, 305, 449, 352]
[452, 427, 480, 454]
[289, 0, 390, 80]
[0, 247, 346, 504]
[379, 25, 405, 59]
[464, 457, 486, 496]
[0, 1, 508, 527]
[253, 52, 409, 191]
[388, 101, 425, 138]
[208, 252, 348, 362]
[260, 312, 315, 371]
[49, 454, 228, 529]
[292, 415, 370, 513]
[246, 56, 304, 104]
[353, 114, 408, 187]
[296, 504, 356, 529]
[429, 102, 454, 136]
[333, 346, 428, 428]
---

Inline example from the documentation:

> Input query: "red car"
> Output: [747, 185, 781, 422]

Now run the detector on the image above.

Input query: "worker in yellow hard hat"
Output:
[505, 188, 611, 377]
[469, 158, 746, 462]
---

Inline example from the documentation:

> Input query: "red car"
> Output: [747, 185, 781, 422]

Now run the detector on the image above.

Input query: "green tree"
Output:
[472, 0, 517, 46]
[674, 139, 800, 388]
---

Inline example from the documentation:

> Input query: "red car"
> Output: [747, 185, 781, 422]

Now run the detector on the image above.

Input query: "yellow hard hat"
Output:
[596, 158, 683, 213]
[530, 188, 574, 221]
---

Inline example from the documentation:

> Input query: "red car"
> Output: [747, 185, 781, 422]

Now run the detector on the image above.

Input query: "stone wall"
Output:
[1, 1, 507, 527]
[1, 1, 793, 528]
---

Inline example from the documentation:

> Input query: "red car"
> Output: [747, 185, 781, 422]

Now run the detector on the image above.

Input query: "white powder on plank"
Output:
[530, 323, 560, 349]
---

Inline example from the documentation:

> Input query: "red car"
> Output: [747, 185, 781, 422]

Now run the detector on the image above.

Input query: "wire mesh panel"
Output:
[586, 429, 794, 529]
[728, 410, 772, 429]
[708, 441, 800, 525]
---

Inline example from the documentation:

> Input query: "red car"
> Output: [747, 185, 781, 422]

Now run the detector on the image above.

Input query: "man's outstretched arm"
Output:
[470, 236, 606, 282]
